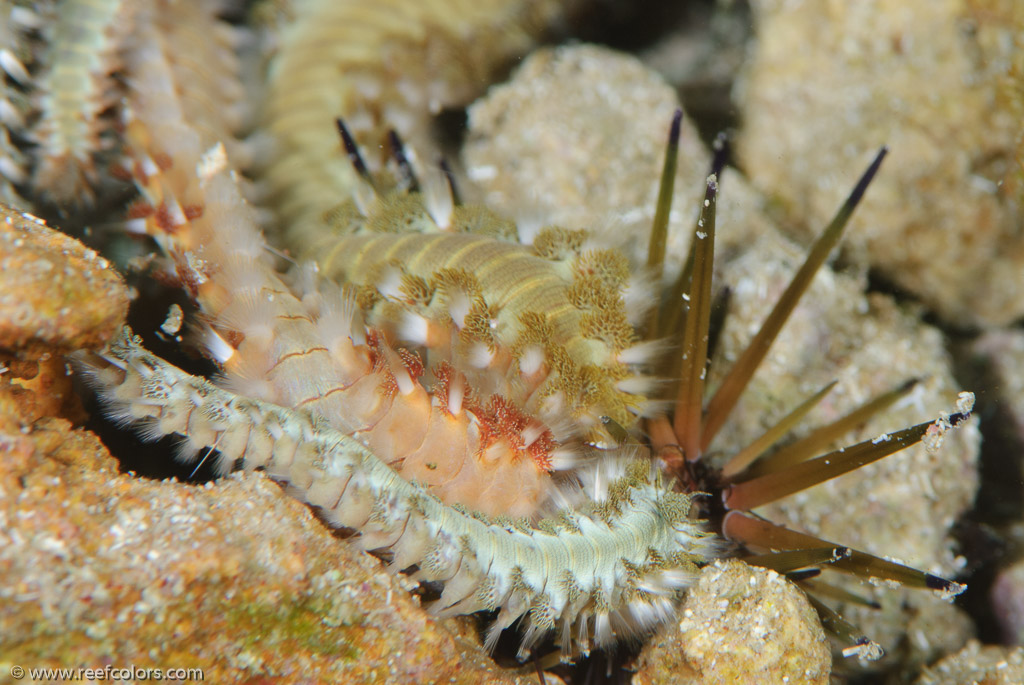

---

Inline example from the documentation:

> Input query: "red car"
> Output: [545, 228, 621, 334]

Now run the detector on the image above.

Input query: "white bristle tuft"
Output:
[173, 439, 202, 465]
[300, 290, 323, 318]
[349, 318, 367, 347]
[468, 342, 495, 369]
[376, 264, 403, 301]
[197, 142, 229, 183]
[202, 182, 266, 259]
[521, 423, 545, 448]
[617, 339, 667, 366]
[511, 212, 547, 246]
[135, 417, 170, 443]
[219, 292, 279, 342]
[447, 371, 465, 416]
[219, 372, 277, 405]
[122, 217, 150, 235]
[518, 345, 545, 377]
[627, 598, 674, 633]
[576, 452, 640, 502]
[622, 274, 657, 326]
[140, 154, 160, 180]
[397, 311, 431, 346]
[0, 49, 29, 84]
[0, 99, 24, 127]
[446, 291, 470, 329]
[381, 106, 415, 138]
[423, 168, 454, 230]
[218, 256, 273, 293]
[639, 399, 676, 420]
[345, 109, 374, 136]
[0, 157, 22, 184]
[383, 347, 416, 396]
[548, 446, 579, 471]
[353, 75, 382, 100]
[10, 6, 43, 29]
[640, 569, 700, 595]
[316, 287, 359, 347]
[202, 328, 236, 364]
[615, 375, 658, 396]
[594, 612, 613, 648]
[538, 411, 582, 442]
[351, 175, 378, 215]
[288, 261, 321, 300]
[537, 391, 566, 422]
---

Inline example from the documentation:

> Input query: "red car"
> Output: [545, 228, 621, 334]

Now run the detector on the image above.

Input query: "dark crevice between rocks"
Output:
[950, 332, 1024, 646]
[864, 263, 1008, 649]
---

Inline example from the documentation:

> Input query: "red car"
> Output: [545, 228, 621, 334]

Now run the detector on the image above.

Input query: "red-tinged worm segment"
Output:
[116, 2, 603, 517]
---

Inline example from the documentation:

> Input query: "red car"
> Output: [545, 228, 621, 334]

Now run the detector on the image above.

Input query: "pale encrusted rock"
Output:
[465, 43, 703, 264]
[915, 640, 1024, 685]
[464, 43, 787, 270]
[632, 560, 831, 685]
[735, 0, 1024, 327]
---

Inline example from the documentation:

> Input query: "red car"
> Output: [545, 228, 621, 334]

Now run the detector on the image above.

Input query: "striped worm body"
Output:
[122, 126, 587, 517]
[117, 3, 653, 520]
[79, 327, 716, 658]
[260, 0, 571, 244]
[40, 0, 974, 670]
[0, 0, 50, 206]
[312, 191, 653, 439]
[21, 0, 250, 208]
[29, 0, 135, 206]
[118, 18, 594, 518]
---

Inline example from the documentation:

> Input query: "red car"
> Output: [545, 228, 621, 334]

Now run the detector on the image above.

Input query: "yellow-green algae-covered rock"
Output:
[915, 641, 1024, 685]
[735, 0, 1024, 328]
[0, 379, 556, 685]
[0, 202, 129, 421]
[464, 43, 979, 669]
[0, 202, 128, 356]
[632, 560, 831, 685]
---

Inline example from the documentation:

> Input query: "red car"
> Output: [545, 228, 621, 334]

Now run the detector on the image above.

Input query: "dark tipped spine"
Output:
[645, 109, 683, 293]
[701, 146, 888, 451]
[387, 129, 420, 192]
[336, 117, 374, 186]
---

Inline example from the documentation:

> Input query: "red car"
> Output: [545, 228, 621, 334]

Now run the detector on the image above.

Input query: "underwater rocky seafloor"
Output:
[1, 0, 1023, 683]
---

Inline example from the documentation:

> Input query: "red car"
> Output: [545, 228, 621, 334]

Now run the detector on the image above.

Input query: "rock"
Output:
[915, 641, 1024, 685]
[0, 380, 547, 684]
[0, 202, 129, 424]
[992, 558, 1024, 645]
[465, 43, 710, 267]
[632, 560, 831, 685]
[967, 330, 1024, 646]
[735, 0, 1024, 327]
[0, 202, 129, 356]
